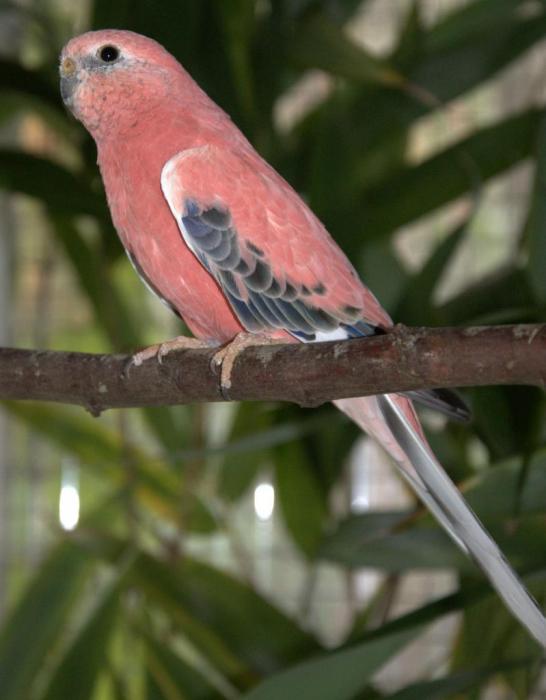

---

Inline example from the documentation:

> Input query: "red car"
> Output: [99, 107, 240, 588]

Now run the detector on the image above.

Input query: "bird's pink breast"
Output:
[96, 120, 246, 342]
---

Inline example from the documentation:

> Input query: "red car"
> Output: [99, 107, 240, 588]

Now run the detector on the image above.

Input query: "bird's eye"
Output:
[98, 45, 120, 63]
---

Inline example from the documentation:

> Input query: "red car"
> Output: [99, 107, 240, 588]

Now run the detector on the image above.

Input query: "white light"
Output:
[351, 495, 369, 513]
[254, 483, 275, 521]
[350, 437, 371, 513]
[59, 484, 80, 531]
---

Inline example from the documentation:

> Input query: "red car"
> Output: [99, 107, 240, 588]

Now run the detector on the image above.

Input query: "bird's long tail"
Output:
[334, 393, 546, 647]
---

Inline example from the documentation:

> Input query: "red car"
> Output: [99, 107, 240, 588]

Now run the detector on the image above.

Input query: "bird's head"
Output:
[59, 29, 203, 139]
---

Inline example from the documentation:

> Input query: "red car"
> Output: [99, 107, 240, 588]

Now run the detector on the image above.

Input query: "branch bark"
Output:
[1, 324, 545, 415]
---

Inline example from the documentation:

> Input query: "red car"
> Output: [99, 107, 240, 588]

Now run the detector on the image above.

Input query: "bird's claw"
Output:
[212, 332, 284, 399]
[128, 336, 211, 372]
[131, 344, 161, 367]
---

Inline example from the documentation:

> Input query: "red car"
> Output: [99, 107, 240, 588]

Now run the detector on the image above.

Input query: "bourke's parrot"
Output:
[60, 29, 546, 645]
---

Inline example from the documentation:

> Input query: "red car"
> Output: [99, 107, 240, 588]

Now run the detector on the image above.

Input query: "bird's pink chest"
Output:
[97, 139, 244, 342]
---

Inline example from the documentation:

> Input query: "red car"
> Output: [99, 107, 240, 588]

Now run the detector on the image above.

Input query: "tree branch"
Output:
[1, 324, 545, 415]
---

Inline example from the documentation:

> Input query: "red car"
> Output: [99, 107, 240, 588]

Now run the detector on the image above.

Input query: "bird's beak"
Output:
[59, 56, 78, 106]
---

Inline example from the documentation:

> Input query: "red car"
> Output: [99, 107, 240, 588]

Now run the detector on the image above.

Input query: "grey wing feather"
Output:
[181, 199, 381, 342]
[406, 388, 470, 422]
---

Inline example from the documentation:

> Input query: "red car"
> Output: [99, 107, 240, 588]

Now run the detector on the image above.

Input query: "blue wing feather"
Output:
[180, 199, 383, 343]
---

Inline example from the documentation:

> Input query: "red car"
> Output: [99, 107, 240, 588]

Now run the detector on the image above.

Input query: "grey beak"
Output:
[59, 56, 79, 107]
[60, 74, 78, 106]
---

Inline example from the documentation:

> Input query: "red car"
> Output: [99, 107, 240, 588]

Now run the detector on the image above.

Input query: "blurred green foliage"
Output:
[1, 0, 546, 697]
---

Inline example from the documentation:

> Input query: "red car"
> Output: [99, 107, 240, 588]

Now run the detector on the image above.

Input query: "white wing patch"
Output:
[314, 328, 351, 343]
[160, 147, 212, 264]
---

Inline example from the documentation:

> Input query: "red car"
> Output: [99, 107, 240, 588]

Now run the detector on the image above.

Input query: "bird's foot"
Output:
[212, 332, 284, 398]
[132, 336, 211, 367]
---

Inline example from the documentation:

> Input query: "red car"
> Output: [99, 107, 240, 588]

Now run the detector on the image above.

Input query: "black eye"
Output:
[98, 45, 119, 63]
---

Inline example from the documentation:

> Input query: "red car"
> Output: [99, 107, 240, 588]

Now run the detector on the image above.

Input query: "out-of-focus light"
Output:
[351, 494, 369, 513]
[254, 483, 275, 521]
[350, 437, 371, 513]
[59, 484, 80, 531]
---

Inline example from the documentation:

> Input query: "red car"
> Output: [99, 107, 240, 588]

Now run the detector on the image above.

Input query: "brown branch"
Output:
[1, 324, 545, 415]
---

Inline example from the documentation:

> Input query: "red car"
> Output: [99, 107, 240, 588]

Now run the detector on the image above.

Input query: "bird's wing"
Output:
[160, 144, 391, 342]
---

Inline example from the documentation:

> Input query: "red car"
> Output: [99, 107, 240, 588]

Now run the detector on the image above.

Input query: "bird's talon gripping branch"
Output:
[132, 336, 210, 368]
[211, 333, 255, 398]
[131, 345, 159, 368]
[157, 336, 210, 363]
[212, 332, 283, 399]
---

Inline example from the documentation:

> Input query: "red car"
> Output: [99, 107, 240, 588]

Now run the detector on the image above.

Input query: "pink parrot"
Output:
[59, 29, 546, 645]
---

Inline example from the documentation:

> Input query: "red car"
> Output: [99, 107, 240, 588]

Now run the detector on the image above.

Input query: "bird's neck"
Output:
[96, 100, 249, 179]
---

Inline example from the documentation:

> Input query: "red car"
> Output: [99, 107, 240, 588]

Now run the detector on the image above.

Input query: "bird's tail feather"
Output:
[335, 394, 546, 647]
